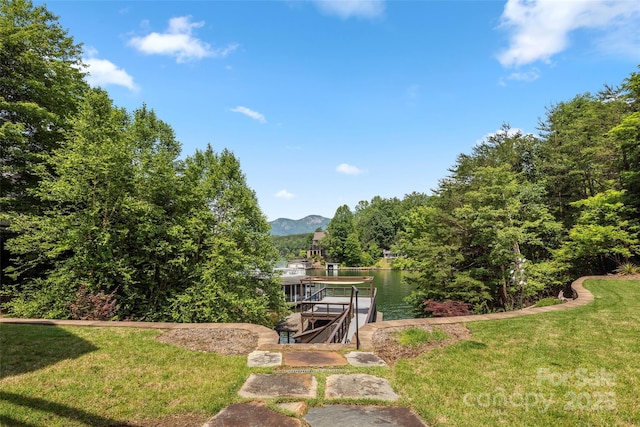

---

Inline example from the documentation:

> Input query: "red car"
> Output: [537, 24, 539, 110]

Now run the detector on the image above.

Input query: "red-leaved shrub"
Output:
[68, 285, 120, 320]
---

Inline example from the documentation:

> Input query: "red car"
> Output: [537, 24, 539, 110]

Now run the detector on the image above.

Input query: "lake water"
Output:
[306, 269, 416, 320]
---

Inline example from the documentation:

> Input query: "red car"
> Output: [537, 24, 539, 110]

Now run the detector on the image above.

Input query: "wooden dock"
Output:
[281, 276, 378, 345]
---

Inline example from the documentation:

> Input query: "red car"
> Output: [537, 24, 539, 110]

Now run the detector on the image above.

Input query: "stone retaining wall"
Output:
[0, 318, 280, 349]
[356, 275, 596, 350]
[2, 276, 627, 352]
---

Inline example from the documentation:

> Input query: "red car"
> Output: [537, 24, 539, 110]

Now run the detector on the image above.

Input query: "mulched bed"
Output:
[372, 323, 472, 365]
[156, 328, 258, 356]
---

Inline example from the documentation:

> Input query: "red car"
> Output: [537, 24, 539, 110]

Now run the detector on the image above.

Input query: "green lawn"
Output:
[0, 326, 250, 426]
[393, 279, 640, 427]
[1, 278, 638, 426]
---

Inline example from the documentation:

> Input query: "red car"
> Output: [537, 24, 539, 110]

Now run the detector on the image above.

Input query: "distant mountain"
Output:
[269, 215, 331, 236]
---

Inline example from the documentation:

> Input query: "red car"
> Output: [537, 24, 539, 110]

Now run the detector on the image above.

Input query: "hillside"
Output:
[269, 215, 330, 236]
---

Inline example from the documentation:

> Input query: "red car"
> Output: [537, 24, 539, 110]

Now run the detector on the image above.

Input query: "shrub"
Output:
[3, 277, 77, 319]
[614, 262, 640, 275]
[68, 285, 120, 321]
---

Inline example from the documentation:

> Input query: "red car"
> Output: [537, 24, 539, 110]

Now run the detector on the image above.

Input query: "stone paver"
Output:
[304, 405, 426, 427]
[204, 402, 301, 427]
[325, 374, 399, 401]
[345, 351, 387, 367]
[284, 351, 347, 367]
[238, 373, 317, 399]
[247, 350, 282, 367]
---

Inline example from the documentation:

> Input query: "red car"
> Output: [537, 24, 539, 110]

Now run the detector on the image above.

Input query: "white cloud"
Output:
[229, 106, 266, 123]
[83, 51, 138, 91]
[507, 68, 540, 82]
[498, 67, 540, 86]
[497, 0, 640, 68]
[128, 16, 238, 63]
[313, 0, 385, 19]
[336, 163, 364, 175]
[275, 189, 295, 199]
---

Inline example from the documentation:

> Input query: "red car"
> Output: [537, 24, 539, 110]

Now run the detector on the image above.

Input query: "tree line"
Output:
[320, 193, 428, 266]
[0, 0, 287, 325]
[3, 1, 639, 322]
[271, 233, 314, 260]
[321, 71, 640, 315]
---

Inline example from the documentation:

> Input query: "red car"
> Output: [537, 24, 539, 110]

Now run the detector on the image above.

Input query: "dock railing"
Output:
[300, 285, 374, 302]
[324, 306, 352, 343]
[366, 287, 378, 323]
[299, 300, 350, 330]
[324, 286, 356, 344]
[293, 276, 378, 344]
[303, 286, 327, 302]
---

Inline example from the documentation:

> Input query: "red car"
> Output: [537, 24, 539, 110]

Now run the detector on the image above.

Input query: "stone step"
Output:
[247, 350, 387, 368]
[204, 402, 427, 427]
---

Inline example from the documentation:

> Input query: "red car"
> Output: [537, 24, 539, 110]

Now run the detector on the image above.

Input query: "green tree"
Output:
[171, 147, 287, 325]
[4, 89, 133, 317]
[611, 112, 640, 211]
[396, 205, 491, 314]
[322, 204, 362, 265]
[354, 196, 401, 252]
[4, 89, 287, 325]
[451, 166, 561, 308]
[555, 190, 639, 274]
[343, 231, 363, 266]
[538, 93, 628, 224]
[116, 104, 187, 317]
[0, 0, 88, 214]
[398, 130, 563, 312]
[610, 70, 640, 211]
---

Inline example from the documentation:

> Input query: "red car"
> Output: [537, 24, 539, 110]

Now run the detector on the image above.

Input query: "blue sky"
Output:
[41, 0, 640, 221]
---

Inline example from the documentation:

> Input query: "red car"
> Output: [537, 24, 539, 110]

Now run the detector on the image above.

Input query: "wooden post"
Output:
[352, 286, 360, 349]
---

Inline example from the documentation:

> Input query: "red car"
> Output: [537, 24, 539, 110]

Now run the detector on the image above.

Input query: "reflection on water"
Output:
[307, 269, 416, 320]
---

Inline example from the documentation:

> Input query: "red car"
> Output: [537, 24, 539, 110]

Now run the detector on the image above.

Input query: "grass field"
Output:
[393, 278, 640, 426]
[0, 326, 250, 426]
[1, 278, 638, 426]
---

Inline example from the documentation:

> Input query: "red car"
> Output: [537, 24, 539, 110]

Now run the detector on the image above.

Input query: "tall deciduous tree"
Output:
[398, 129, 563, 313]
[4, 89, 287, 325]
[0, 0, 88, 214]
[322, 204, 361, 265]
[170, 147, 287, 324]
[555, 190, 639, 274]
[355, 196, 401, 252]
[611, 70, 640, 211]
[4, 89, 132, 317]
